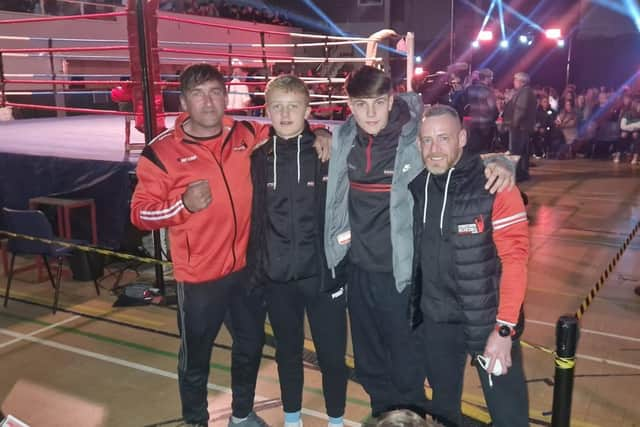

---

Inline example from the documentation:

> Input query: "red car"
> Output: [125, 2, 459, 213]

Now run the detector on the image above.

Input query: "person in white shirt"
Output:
[227, 67, 252, 114]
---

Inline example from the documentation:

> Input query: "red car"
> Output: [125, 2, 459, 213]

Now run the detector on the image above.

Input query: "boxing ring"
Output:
[0, 0, 413, 248]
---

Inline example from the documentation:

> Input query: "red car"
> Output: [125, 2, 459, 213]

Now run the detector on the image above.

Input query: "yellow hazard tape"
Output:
[521, 340, 554, 355]
[554, 356, 576, 370]
[574, 220, 640, 320]
[0, 230, 171, 267]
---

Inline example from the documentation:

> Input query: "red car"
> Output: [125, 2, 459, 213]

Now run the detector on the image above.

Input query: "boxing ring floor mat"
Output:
[0, 115, 166, 163]
[1, 125, 640, 425]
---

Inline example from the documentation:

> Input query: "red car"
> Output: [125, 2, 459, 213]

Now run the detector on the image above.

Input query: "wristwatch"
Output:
[496, 323, 514, 337]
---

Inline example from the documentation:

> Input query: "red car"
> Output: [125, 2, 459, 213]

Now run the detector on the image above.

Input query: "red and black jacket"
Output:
[130, 113, 267, 284]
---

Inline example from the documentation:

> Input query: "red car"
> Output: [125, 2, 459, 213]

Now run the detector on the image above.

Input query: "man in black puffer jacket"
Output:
[247, 75, 348, 427]
[409, 105, 529, 427]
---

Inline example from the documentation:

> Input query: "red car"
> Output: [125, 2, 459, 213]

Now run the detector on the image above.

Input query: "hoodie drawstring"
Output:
[272, 135, 278, 190]
[422, 169, 454, 235]
[440, 168, 454, 235]
[422, 172, 431, 224]
[273, 134, 304, 189]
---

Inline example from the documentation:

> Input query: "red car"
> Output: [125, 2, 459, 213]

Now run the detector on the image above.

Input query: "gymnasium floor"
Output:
[1, 117, 639, 426]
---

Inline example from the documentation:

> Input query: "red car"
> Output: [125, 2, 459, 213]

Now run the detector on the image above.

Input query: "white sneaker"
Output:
[284, 420, 302, 427]
[631, 154, 639, 165]
[613, 152, 621, 163]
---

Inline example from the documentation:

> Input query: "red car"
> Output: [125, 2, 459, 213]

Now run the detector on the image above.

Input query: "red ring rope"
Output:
[4, 79, 134, 85]
[154, 47, 292, 61]
[5, 102, 133, 116]
[156, 14, 293, 37]
[0, 11, 127, 25]
[0, 46, 130, 54]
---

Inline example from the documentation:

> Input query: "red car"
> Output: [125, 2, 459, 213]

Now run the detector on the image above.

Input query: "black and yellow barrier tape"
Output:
[575, 221, 639, 320]
[1, 229, 565, 362]
[554, 356, 576, 370]
[0, 230, 172, 267]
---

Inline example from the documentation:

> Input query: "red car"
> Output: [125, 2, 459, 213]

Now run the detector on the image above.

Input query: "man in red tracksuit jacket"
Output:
[131, 64, 329, 427]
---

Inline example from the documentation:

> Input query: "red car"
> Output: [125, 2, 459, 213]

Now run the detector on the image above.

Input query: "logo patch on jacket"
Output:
[178, 155, 198, 163]
[457, 215, 485, 234]
[337, 230, 351, 245]
[233, 141, 248, 151]
[383, 169, 394, 176]
[307, 181, 315, 187]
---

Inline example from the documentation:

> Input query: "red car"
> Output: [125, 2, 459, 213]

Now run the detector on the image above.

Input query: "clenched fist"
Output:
[182, 179, 212, 213]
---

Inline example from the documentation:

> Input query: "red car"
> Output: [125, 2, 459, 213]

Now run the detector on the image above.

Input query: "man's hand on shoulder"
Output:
[482, 153, 518, 194]
[182, 179, 212, 213]
[313, 128, 332, 162]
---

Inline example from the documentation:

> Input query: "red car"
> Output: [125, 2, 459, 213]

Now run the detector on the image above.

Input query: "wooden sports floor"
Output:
[1, 118, 639, 426]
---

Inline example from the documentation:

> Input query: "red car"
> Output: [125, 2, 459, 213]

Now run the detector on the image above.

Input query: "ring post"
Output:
[406, 32, 414, 92]
[551, 315, 579, 427]
[47, 38, 64, 118]
[0, 52, 5, 106]
[135, 0, 165, 296]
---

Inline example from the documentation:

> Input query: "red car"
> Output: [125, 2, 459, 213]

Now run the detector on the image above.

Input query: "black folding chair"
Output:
[2, 207, 100, 314]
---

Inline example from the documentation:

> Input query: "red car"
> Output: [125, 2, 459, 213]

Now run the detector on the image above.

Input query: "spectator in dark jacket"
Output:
[503, 72, 536, 182]
[453, 68, 499, 155]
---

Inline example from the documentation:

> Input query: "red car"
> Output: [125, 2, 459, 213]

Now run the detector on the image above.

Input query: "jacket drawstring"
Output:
[440, 168, 454, 235]
[272, 135, 278, 190]
[422, 172, 431, 224]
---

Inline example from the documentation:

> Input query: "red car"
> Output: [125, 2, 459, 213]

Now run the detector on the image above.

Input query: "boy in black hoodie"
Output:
[247, 75, 349, 427]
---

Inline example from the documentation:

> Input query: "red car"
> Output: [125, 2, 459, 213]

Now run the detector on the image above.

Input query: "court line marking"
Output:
[0, 309, 370, 408]
[526, 319, 640, 343]
[0, 315, 80, 349]
[0, 327, 361, 426]
[575, 353, 640, 371]
[4, 290, 166, 328]
[0, 312, 604, 426]
[527, 286, 640, 305]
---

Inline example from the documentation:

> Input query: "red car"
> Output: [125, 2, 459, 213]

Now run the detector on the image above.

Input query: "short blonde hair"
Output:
[265, 74, 310, 105]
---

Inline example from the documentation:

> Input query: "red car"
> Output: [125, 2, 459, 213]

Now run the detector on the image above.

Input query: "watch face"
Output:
[499, 325, 511, 337]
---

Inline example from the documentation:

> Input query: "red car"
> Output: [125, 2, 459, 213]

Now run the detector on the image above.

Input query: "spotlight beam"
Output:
[479, 0, 498, 35]
[478, 0, 550, 70]
[580, 69, 640, 136]
[622, 0, 640, 31]
[498, 0, 507, 41]
[301, 0, 366, 57]
[501, 2, 545, 32]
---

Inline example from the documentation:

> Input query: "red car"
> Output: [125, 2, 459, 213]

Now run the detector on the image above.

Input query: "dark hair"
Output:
[180, 63, 226, 94]
[346, 65, 392, 98]
[422, 104, 461, 124]
[376, 410, 431, 427]
[478, 68, 493, 82]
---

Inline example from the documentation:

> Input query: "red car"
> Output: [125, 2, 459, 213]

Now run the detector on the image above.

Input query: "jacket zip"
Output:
[365, 135, 374, 174]
[288, 153, 299, 280]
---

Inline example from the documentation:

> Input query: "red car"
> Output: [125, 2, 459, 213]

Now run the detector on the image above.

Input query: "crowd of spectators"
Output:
[1, 0, 294, 26]
[439, 72, 640, 164]
[160, 0, 293, 25]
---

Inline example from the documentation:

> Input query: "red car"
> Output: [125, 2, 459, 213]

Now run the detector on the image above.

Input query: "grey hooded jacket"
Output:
[324, 92, 424, 293]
